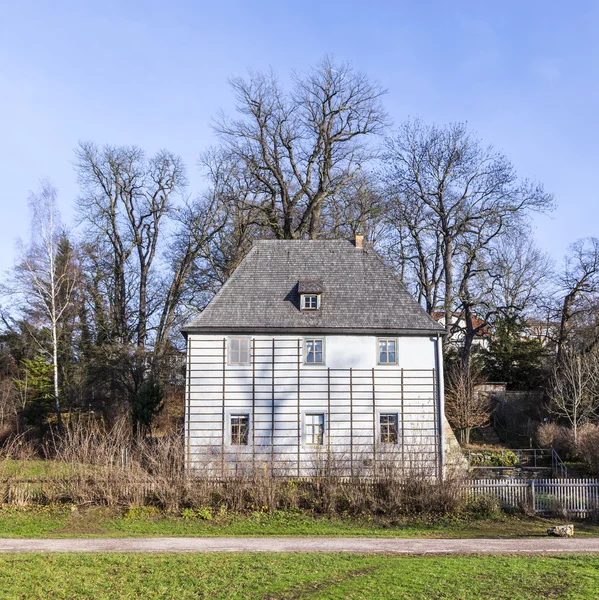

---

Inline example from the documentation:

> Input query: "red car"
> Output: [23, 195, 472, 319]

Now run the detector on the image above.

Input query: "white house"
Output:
[182, 237, 446, 477]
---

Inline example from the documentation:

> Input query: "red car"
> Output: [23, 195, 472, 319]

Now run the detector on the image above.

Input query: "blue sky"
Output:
[1, 0, 598, 274]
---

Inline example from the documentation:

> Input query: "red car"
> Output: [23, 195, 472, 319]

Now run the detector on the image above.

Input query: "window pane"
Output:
[387, 340, 396, 364]
[230, 339, 239, 363]
[379, 340, 386, 363]
[240, 339, 250, 364]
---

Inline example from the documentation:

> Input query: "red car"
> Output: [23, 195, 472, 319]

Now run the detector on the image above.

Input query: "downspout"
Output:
[436, 333, 446, 479]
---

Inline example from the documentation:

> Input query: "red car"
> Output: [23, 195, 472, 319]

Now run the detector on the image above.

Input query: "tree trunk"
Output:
[443, 238, 454, 347]
[556, 292, 575, 366]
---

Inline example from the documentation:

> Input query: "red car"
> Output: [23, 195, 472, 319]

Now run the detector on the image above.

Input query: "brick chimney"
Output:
[354, 233, 364, 249]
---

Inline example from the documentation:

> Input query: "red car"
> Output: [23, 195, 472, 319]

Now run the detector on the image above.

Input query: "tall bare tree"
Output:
[75, 142, 186, 348]
[554, 237, 599, 364]
[383, 120, 553, 362]
[214, 57, 388, 239]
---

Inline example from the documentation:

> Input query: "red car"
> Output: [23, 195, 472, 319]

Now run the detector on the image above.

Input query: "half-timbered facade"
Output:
[182, 238, 446, 477]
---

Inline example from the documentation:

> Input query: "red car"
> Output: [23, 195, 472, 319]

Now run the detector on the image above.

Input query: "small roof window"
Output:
[298, 280, 323, 311]
[301, 294, 320, 310]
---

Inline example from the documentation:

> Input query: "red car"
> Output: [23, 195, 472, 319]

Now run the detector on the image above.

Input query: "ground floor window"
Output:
[380, 413, 399, 444]
[230, 414, 249, 445]
[305, 413, 325, 445]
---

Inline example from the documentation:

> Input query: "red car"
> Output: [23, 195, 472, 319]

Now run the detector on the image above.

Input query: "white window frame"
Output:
[229, 337, 251, 365]
[378, 411, 400, 445]
[301, 293, 321, 310]
[225, 410, 252, 446]
[302, 412, 326, 446]
[377, 338, 398, 365]
[304, 338, 325, 365]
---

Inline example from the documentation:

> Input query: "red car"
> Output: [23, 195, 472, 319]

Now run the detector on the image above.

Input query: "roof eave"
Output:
[181, 326, 446, 337]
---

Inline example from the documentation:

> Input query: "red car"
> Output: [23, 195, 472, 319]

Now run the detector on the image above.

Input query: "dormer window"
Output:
[301, 294, 320, 310]
[298, 280, 323, 311]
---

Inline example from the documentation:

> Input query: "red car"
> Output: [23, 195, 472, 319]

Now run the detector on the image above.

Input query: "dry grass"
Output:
[0, 419, 468, 516]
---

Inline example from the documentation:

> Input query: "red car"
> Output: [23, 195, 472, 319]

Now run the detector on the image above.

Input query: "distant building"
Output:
[432, 311, 491, 351]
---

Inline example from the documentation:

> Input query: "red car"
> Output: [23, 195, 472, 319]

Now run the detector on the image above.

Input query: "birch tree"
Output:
[549, 347, 599, 443]
[11, 183, 79, 431]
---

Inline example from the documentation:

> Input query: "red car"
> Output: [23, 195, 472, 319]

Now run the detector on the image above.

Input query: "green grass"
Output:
[1, 505, 599, 539]
[0, 553, 598, 599]
[0, 459, 70, 478]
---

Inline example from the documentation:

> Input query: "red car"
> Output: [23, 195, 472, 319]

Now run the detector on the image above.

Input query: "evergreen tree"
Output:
[482, 316, 549, 390]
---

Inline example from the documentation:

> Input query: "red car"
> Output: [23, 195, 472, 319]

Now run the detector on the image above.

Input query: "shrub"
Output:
[467, 494, 500, 518]
[536, 423, 576, 459]
[576, 424, 599, 474]
[0, 420, 470, 517]
[468, 450, 519, 467]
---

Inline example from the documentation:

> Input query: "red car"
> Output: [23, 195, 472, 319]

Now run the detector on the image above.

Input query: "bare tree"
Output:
[214, 56, 388, 239]
[75, 142, 186, 348]
[383, 120, 554, 360]
[10, 183, 79, 430]
[155, 196, 228, 350]
[444, 361, 490, 444]
[549, 347, 599, 443]
[323, 173, 387, 243]
[485, 235, 553, 322]
[554, 238, 599, 364]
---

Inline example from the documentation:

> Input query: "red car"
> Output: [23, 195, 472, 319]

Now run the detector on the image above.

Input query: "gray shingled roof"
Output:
[182, 240, 444, 335]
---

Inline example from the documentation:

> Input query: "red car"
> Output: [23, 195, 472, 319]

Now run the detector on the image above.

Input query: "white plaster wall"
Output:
[185, 333, 442, 476]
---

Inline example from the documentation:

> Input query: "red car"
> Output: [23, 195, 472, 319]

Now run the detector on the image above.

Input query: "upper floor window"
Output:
[304, 338, 324, 364]
[229, 337, 250, 365]
[301, 294, 320, 310]
[378, 338, 397, 365]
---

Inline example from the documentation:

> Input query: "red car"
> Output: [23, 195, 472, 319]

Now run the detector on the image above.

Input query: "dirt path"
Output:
[1, 537, 599, 554]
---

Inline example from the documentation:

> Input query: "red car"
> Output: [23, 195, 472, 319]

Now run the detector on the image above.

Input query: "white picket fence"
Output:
[470, 479, 599, 516]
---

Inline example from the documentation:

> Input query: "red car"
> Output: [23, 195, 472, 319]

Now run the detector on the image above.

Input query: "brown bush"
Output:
[0, 419, 468, 516]
[536, 422, 576, 459]
[576, 424, 599, 474]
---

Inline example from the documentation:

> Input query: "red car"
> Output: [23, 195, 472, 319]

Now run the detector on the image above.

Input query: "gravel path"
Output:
[0, 537, 599, 554]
